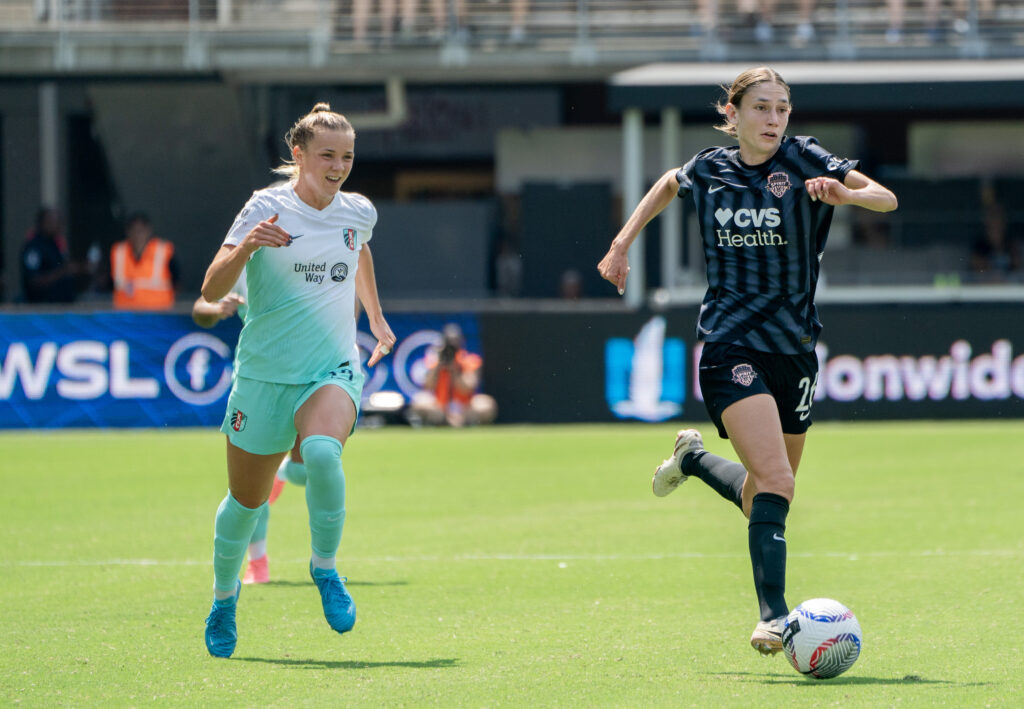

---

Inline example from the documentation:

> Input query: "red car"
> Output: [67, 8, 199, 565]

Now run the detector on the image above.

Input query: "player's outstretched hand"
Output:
[216, 293, 246, 320]
[367, 315, 396, 367]
[241, 213, 292, 253]
[598, 246, 630, 296]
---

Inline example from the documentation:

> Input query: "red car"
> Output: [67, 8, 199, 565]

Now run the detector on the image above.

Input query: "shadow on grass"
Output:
[259, 579, 409, 588]
[235, 656, 458, 670]
[707, 672, 991, 687]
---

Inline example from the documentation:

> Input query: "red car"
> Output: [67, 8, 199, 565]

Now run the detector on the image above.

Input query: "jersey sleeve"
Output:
[348, 192, 378, 246]
[676, 147, 722, 199]
[224, 191, 275, 248]
[794, 136, 859, 182]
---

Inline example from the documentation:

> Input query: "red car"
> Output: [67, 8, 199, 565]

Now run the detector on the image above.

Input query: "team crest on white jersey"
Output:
[343, 228, 357, 250]
[766, 172, 792, 198]
[731, 363, 757, 387]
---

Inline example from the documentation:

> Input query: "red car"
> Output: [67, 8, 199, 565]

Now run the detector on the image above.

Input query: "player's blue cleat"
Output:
[204, 581, 241, 658]
[310, 562, 356, 634]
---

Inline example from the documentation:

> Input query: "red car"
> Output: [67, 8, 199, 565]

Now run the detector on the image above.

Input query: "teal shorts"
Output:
[220, 362, 364, 455]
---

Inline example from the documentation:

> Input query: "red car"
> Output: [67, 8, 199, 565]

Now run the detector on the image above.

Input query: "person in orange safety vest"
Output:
[110, 212, 180, 310]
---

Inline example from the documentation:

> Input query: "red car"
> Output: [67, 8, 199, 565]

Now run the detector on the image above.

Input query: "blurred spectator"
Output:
[110, 212, 180, 310]
[559, 268, 583, 300]
[886, 0, 993, 43]
[508, 0, 529, 44]
[351, 0, 397, 46]
[970, 201, 1019, 283]
[20, 207, 84, 303]
[408, 323, 498, 427]
[698, 0, 776, 42]
[852, 208, 892, 249]
[495, 238, 523, 297]
[792, 0, 817, 43]
[398, 0, 464, 42]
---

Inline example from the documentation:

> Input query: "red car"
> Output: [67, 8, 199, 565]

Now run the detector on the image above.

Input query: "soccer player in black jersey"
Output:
[598, 66, 897, 656]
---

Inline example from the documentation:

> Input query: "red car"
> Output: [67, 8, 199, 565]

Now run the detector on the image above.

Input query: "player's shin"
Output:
[301, 435, 346, 570]
[684, 451, 746, 509]
[213, 493, 266, 597]
[748, 492, 790, 621]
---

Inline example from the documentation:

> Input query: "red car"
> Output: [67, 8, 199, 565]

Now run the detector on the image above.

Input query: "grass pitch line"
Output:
[6, 547, 1021, 567]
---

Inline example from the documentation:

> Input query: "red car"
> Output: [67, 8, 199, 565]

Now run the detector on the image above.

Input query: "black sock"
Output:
[748, 492, 790, 622]
[682, 451, 745, 509]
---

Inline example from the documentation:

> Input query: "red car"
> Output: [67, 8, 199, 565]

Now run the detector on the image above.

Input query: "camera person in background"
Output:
[409, 323, 497, 427]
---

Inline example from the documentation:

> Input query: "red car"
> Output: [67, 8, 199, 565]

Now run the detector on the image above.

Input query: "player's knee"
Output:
[300, 436, 342, 472]
[750, 467, 794, 502]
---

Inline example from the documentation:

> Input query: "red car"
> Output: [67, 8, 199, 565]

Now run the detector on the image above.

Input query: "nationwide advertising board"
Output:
[478, 302, 1024, 423]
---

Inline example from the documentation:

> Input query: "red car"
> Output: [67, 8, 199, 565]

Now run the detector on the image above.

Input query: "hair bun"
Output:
[311, 102, 332, 113]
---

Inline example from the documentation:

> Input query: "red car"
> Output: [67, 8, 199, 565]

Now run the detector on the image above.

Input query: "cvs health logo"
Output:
[715, 207, 781, 228]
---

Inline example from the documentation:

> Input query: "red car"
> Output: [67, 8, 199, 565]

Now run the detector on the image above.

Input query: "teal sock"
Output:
[249, 503, 270, 545]
[279, 458, 308, 486]
[213, 493, 265, 593]
[301, 435, 345, 562]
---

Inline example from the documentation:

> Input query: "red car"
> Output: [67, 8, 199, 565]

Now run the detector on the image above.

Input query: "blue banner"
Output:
[0, 311, 480, 429]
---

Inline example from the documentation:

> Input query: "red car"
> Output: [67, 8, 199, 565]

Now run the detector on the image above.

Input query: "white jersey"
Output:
[232, 270, 249, 322]
[223, 182, 377, 384]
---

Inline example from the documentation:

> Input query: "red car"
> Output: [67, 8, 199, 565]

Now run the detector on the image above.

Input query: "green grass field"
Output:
[2, 421, 1023, 707]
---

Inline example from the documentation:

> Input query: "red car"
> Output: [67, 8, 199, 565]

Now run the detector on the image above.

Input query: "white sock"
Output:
[248, 539, 267, 560]
[311, 553, 335, 571]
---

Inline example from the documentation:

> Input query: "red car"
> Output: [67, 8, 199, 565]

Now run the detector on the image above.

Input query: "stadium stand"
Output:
[1, 0, 1024, 300]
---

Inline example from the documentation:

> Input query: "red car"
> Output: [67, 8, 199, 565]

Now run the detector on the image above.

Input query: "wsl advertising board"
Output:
[0, 312, 479, 429]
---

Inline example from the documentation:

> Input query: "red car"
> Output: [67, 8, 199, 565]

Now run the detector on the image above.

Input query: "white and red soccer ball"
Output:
[782, 598, 862, 679]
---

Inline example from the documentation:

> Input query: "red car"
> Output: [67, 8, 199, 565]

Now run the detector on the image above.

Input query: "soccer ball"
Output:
[782, 598, 862, 679]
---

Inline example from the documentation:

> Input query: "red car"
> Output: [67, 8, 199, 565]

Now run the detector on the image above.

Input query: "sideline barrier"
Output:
[3, 304, 1023, 428]
[478, 302, 1024, 423]
[0, 311, 478, 429]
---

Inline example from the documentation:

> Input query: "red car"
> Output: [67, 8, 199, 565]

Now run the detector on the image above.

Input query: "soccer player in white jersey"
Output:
[192, 272, 307, 586]
[200, 103, 395, 658]
[599, 67, 896, 657]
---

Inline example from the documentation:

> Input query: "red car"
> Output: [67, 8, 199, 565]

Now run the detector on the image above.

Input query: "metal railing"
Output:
[2, 0, 1019, 57]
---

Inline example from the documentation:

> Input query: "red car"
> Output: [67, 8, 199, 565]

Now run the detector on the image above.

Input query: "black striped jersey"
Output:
[676, 135, 858, 355]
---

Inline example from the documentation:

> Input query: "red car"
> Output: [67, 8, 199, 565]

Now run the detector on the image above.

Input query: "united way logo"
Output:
[731, 363, 757, 387]
[230, 408, 247, 432]
[605, 316, 684, 422]
[331, 263, 349, 282]
[766, 172, 792, 198]
[343, 228, 357, 251]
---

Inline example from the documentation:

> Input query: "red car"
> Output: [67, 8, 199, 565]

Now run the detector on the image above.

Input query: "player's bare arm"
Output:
[805, 170, 897, 212]
[355, 244, 396, 366]
[598, 168, 680, 294]
[192, 293, 245, 328]
[202, 215, 291, 302]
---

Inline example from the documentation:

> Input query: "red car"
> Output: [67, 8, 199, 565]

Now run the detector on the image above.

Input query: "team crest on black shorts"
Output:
[766, 172, 792, 198]
[731, 363, 757, 387]
[230, 409, 247, 432]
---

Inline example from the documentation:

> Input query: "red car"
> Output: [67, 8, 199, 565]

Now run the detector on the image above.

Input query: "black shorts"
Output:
[698, 342, 819, 439]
